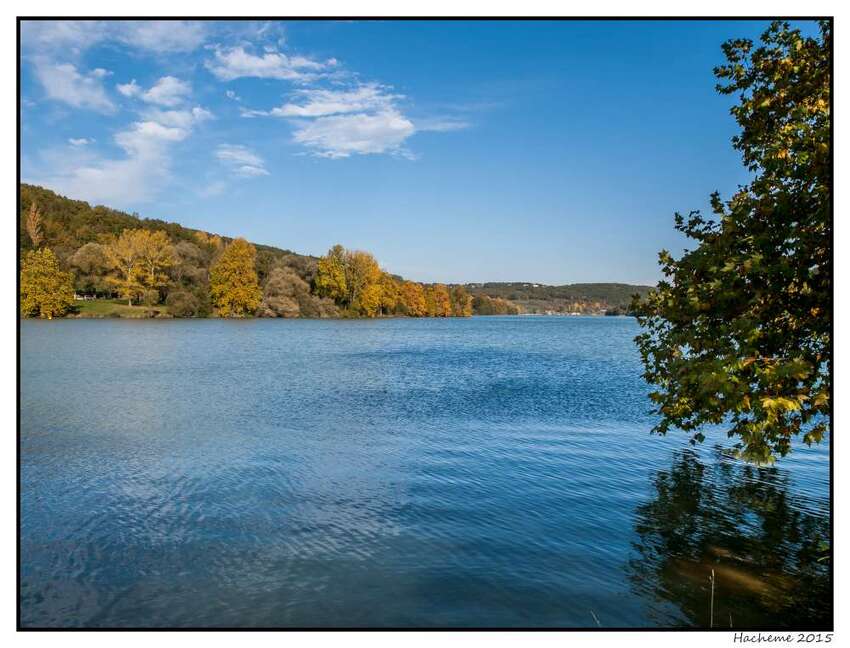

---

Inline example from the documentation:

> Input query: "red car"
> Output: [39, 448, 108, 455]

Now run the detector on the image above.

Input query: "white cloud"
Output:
[215, 144, 269, 177]
[117, 21, 206, 54]
[203, 34, 463, 160]
[244, 82, 424, 159]
[117, 79, 141, 97]
[33, 101, 212, 206]
[36, 148, 169, 206]
[239, 107, 269, 119]
[139, 106, 212, 129]
[191, 106, 214, 122]
[414, 117, 472, 132]
[117, 77, 195, 107]
[254, 21, 287, 46]
[21, 21, 107, 54]
[234, 165, 270, 177]
[216, 144, 264, 167]
[205, 46, 333, 82]
[68, 138, 91, 146]
[32, 59, 115, 113]
[115, 120, 190, 156]
[141, 76, 191, 106]
[292, 110, 415, 159]
[115, 105, 212, 156]
[263, 83, 400, 118]
[21, 20, 206, 55]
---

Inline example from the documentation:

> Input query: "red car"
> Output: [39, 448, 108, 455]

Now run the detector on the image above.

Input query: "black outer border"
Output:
[15, 15, 835, 633]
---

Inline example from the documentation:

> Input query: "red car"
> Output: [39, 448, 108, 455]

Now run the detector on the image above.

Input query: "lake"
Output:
[19, 317, 831, 628]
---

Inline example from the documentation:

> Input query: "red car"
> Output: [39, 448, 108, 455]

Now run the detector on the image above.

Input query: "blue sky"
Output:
[20, 19, 802, 285]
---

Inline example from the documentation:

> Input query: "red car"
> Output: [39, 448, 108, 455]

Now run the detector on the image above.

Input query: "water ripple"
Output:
[20, 317, 830, 627]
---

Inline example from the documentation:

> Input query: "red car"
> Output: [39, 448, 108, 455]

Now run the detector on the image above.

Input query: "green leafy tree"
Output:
[379, 273, 401, 315]
[450, 285, 473, 317]
[632, 21, 831, 463]
[166, 290, 201, 318]
[209, 238, 262, 317]
[20, 248, 75, 319]
[69, 242, 113, 295]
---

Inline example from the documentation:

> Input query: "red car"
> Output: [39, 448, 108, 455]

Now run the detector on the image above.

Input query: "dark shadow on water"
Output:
[628, 447, 830, 629]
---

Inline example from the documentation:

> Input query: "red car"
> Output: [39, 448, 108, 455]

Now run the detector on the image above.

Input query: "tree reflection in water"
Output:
[629, 447, 830, 628]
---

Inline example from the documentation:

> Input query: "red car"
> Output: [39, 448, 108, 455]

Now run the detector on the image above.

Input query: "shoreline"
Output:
[22, 312, 634, 321]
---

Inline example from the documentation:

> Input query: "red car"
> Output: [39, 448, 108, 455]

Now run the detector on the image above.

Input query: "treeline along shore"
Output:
[19, 184, 650, 320]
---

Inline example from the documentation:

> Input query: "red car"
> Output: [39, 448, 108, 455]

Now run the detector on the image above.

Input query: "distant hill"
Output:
[463, 282, 653, 315]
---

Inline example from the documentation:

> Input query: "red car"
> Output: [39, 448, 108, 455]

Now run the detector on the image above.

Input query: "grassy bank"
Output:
[72, 299, 171, 318]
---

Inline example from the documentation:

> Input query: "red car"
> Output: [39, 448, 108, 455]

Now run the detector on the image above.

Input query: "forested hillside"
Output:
[20, 183, 313, 292]
[19, 184, 646, 318]
[20, 183, 332, 318]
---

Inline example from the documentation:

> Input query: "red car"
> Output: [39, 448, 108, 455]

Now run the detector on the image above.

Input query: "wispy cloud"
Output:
[205, 45, 335, 82]
[202, 29, 469, 160]
[242, 82, 465, 159]
[116, 79, 141, 98]
[24, 18, 473, 204]
[142, 76, 192, 106]
[139, 106, 213, 130]
[251, 83, 400, 118]
[292, 111, 416, 159]
[116, 76, 192, 107]
[215, 144, 269, 177]
[32, 104, 213, 206]
[21, 20, 207, 55]
[414, 117, 472, 132]
[32, 58, 116, 113]
[21, 21, 108, 55]
[118, 21, 207, 54]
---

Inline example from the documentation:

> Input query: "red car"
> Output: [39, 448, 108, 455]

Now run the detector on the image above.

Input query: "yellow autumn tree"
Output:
[433, 284, 452, 317]
[209, 238, 262, 317]
[379, 273, 400, 316]
[400, 281, 427, 317]
[25, 202, 44, 248]
[138, 230, 175, 292]
[315, 244, 348, 304]
[311, 243, 469, 319]
[194, 230, 223, 251]
[106, 229, 146, 305]
[357, 283, 382, 318]
[316, 244, 383, 315]
[345, 249, 382, 313]
[422, 286, 437, 317]
[20, 248, 75, 319]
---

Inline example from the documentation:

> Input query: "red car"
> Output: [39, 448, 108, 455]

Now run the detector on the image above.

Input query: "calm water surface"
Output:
[20, 317, 831, 628]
